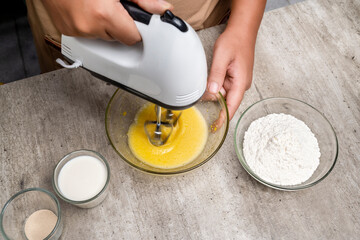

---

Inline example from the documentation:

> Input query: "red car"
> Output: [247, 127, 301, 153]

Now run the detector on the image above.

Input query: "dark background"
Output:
[0, 0, 41, 84]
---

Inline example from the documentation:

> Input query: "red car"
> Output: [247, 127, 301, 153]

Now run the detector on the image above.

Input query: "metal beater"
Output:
[144, 105, 182, 146]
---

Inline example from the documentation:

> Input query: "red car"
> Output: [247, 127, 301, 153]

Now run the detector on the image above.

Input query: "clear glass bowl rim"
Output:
[234, 97, 339, 191]
[0, 187, 62, 240]
[105, 89, 230, 175]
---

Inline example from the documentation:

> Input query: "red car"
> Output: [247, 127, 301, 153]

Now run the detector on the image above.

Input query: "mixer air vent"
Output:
[176, 90, 200, 104]
[62, 44, 72, 58]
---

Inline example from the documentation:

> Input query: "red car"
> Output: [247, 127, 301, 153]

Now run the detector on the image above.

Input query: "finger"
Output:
[211, 108, 227, 133]
[106, 3, 141, 45]
[226, 83, 246, 120]
[219, 87, 226, 97]
[201, 91, 218, 102]
[207, 49, 231, 95]
[102, 31, 117, 41]
[131, 0, 173, 14]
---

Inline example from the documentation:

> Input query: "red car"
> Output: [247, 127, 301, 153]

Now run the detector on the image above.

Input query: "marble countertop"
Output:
[1, 0, 359, 239]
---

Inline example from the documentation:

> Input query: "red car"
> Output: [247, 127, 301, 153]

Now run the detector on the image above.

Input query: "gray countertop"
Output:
[1, 0, 359, 239]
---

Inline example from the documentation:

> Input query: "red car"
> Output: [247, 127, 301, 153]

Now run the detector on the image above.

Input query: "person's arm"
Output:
[207, 0, 266, 120]
[41, 0, 173, 45]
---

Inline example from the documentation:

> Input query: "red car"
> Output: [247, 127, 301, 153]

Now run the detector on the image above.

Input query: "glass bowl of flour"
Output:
[234, 97, 338, 191]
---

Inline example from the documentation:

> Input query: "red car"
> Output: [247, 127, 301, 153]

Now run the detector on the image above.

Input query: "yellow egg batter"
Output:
[128, 103, 208, 169]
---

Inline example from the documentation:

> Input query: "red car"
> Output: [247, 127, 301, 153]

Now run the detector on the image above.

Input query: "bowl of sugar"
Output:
[53, 150, 110, 208]
[234, 97, 338, 191]
[0, 188, 63, 240]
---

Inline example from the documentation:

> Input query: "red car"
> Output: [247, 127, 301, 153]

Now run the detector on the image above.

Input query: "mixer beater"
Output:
[144, 105, 181, 146]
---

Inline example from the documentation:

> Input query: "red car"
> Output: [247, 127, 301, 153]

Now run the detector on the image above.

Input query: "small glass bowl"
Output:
[0, 188, 63, 240]
[234, 97, 338, 191]
[105, 89, 229, 175]
[53, 150, 110, 208]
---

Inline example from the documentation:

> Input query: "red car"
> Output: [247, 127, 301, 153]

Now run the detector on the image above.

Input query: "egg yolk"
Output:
[127, 103, 208, 169]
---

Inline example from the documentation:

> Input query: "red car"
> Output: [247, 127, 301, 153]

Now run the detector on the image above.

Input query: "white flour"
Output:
[243, 113, 320, 185]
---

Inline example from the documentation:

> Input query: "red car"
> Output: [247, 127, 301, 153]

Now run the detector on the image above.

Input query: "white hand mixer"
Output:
[58, 0, 208, 145]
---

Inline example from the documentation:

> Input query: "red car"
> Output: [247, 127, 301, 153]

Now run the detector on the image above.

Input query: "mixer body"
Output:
[61, 7, 207, 110]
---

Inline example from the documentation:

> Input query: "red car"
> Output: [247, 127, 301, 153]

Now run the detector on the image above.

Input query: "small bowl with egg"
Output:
[234, 97, 338, 191]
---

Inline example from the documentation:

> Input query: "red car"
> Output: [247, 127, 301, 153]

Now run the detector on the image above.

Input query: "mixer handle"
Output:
[120, 0, 152, 25]
[120, 0, 188, 32]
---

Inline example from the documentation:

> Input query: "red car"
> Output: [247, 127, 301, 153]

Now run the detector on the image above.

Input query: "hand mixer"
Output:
[58, 0, 208, 146]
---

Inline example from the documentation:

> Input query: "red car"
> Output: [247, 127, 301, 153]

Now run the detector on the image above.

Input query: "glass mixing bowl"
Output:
[234, 97, 338, 191]
[105, 89, 229, 175]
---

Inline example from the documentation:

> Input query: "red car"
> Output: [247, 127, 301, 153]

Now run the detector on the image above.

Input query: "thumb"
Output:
[130, 0, 173, 14]
[207, 49, 230, 94]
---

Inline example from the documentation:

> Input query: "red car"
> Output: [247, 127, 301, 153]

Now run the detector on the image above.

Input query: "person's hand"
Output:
[207, 28, 255, 121]
[41, 0, 173, 45]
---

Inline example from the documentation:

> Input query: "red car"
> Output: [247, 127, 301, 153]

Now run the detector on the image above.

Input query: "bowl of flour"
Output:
[234, 97, 338, 190]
